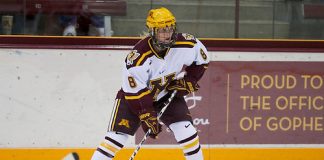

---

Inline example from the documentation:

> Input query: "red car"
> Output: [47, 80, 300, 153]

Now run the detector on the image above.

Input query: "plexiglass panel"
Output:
[0, 0, 324, 39]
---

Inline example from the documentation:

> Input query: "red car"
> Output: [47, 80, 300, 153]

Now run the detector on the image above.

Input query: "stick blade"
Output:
[62, 152, 80, 160]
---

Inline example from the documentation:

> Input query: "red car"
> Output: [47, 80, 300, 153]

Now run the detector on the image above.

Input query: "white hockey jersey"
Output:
[120, 33, 209, 107]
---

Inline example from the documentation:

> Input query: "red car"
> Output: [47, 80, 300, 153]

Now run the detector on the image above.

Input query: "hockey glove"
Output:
[167, 78, 199, 97]
[139, 111, 162, 139]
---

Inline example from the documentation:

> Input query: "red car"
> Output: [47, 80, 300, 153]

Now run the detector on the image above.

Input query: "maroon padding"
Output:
[303, 4, 324, 19]
[0, 0, 24, 13]
[0, 0, 126, 16]
[202, 39, 324, 52]
[1, 36, 324, 52]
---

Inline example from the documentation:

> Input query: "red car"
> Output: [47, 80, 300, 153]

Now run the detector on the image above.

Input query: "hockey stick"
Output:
[61, 152, 79, 160]
[129, 90, 177, 160]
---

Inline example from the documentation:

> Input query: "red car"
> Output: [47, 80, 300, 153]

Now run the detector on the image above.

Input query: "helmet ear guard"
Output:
[146, 7, 177, 50]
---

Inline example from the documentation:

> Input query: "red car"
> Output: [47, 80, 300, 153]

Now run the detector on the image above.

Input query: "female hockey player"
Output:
[91, 7, 209, 160]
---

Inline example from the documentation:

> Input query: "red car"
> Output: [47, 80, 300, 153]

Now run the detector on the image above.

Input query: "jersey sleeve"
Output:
[122, 65, 149, 94]
[193, 38, 210, 65]
[184, 38, 210, 85]
[121, 49, 154, 115]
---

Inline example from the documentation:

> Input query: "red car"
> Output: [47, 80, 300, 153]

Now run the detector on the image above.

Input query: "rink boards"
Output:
[1, 147, 324, 160]
[0, 48, 323, 160]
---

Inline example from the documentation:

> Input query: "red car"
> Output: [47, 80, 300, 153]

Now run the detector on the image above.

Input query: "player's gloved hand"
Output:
[139, 111, 162, 139]
[167, 78, 199, 97]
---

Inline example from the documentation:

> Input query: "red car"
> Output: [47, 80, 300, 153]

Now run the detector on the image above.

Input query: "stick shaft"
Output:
[129, 90, 177, 160]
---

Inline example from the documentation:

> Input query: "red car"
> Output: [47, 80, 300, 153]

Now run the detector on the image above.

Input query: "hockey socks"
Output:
[169, 121, 204, 160]
[91, 132, 128, 160]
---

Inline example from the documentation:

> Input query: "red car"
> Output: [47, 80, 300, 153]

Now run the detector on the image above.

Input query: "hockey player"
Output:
[91, 7, 209, 160]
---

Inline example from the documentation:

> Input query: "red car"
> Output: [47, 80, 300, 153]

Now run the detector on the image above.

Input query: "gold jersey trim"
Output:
[136, 50, 152, 66]
[124, 90, 151, 100]
[175, 41, 195, 46]
[111, 99, 121, 131]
